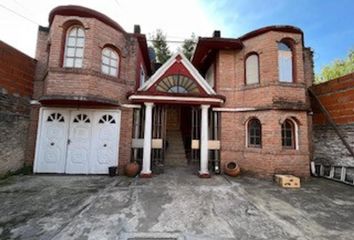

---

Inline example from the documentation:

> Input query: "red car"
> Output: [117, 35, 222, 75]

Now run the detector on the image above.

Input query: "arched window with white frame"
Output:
[101, 48, 119, 77]
[64, 26, 85, 68]
[245, 53, 259, 85]
[247, 118, 262, 148]
[278, 42, 293, 82]
[281, 119, 298, 149]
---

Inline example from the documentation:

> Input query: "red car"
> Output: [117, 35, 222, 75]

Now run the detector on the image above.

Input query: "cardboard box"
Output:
[275, 174, 301, 188]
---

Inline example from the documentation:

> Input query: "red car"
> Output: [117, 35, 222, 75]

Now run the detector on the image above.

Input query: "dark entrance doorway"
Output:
[164, 106, 192, 167]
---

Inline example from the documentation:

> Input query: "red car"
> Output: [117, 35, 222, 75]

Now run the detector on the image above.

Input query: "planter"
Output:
[224, 161, 241, 177]
[125, 162, 140, 177]
[108, 166, 117, 177]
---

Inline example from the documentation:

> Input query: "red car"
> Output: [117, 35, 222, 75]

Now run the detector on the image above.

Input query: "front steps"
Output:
[165, 130, 188, 167]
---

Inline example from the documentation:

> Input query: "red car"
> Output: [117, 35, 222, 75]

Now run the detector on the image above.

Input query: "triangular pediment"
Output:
[139, 52, 216, 95]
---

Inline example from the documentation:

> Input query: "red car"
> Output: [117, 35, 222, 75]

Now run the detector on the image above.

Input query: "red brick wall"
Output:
[311, 73, 354, 125]
[215, 30, 312, 178]
[26, 13, 147, 169]
[0, 41, 36, 97]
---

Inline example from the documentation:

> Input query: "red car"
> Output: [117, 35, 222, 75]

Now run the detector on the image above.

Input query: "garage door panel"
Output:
[90, 112, 120, 174]
[66, 112, 92, 174]
[35, 109, 121, 174]
[35, 110, 69, 173]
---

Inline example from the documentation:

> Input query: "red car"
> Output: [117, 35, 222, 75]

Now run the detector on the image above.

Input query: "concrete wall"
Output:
[311, 73, 354, 167]
[0, 41, 36, 175]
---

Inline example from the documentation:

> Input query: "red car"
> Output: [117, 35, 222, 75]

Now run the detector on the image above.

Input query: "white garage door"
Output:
[34, 108, 121, 174]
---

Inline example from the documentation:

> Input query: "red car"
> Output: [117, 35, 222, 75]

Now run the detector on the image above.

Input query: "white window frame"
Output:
[101, 47, 119, 77]
[245, 54, 260, 85]
[281, 118, 299, 150]
[63, 26, 85, 68]
[278, 42, 293, 83]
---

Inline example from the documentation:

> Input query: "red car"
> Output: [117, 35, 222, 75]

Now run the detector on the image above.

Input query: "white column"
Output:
[141, 102, 154, 175]
[200, 104, 210, 175]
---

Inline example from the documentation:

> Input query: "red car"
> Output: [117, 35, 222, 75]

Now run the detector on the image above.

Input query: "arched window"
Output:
[281, 119, 296, 149]
[278, 42, 293, 82]
[156, 74, 199, 94]
[101, 48, 119, 77]
[245, 54, 259, 85]
[247, 118, 262, 147]
[64, 26, 85, 68]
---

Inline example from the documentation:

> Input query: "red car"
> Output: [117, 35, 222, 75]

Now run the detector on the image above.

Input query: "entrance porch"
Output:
[130, 103, 221, 177]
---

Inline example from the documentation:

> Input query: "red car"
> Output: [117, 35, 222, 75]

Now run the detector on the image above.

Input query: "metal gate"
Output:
[132, 105, 166, 172]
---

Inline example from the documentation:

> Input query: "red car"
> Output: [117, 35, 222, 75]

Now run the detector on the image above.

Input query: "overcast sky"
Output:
[1, 0, 353, 73]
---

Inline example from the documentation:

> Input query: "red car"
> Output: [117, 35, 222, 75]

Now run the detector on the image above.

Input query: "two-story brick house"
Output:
[29, 5, 313, 178]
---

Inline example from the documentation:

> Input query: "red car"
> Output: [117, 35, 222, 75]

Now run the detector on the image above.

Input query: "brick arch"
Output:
[242, 115, 264, 125]
[101, 43, 122, 58]
[61, 19, 88, 30]
[279, 115, 301, 126]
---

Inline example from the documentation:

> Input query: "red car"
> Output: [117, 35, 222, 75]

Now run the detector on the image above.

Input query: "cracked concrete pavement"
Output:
[0, 167, 354, 240]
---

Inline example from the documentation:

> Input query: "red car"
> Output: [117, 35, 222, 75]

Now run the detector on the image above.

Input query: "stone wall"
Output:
[0, 41, 36, 175]
[311, 73, 354, 167]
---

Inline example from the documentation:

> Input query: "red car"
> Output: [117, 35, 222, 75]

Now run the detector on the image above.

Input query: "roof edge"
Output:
[49, 5, 126, 33]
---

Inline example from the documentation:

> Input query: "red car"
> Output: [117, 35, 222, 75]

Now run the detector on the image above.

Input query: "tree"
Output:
[181, 33, 197, 60]
[315, 48, 354, 84]
[150, 29, 171, 64]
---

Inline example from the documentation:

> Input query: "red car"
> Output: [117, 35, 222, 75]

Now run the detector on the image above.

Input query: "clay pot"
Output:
[125, 162, 140, 177]
[224, 161, 241, 177]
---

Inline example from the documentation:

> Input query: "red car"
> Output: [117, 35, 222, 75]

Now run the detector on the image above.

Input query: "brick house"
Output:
[29, 5, 314, 178]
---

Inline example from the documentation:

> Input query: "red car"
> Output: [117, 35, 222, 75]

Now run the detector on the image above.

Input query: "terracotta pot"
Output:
[224, 161, 241, 177]
[125, 162, 140, 177]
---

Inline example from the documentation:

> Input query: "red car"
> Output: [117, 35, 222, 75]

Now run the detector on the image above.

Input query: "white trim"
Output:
[139, 52, 216, 95]
[30, 100, 41, 105]
[129, 95, 223, 103]
[121, 104, 141, 109]
[33, 107, 44, 173]
[212, 107, 257, 112]
[282, 118, 299, 150]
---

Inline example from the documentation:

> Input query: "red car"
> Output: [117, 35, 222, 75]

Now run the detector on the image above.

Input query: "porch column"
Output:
[199, 104, 210, 177]
[141, 102, 154, 177]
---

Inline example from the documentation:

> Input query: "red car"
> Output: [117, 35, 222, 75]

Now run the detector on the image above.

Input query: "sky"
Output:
[0, 0, 353, 74]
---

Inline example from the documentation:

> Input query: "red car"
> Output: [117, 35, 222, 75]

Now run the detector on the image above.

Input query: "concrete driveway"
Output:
[0, 167, 353, 240]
